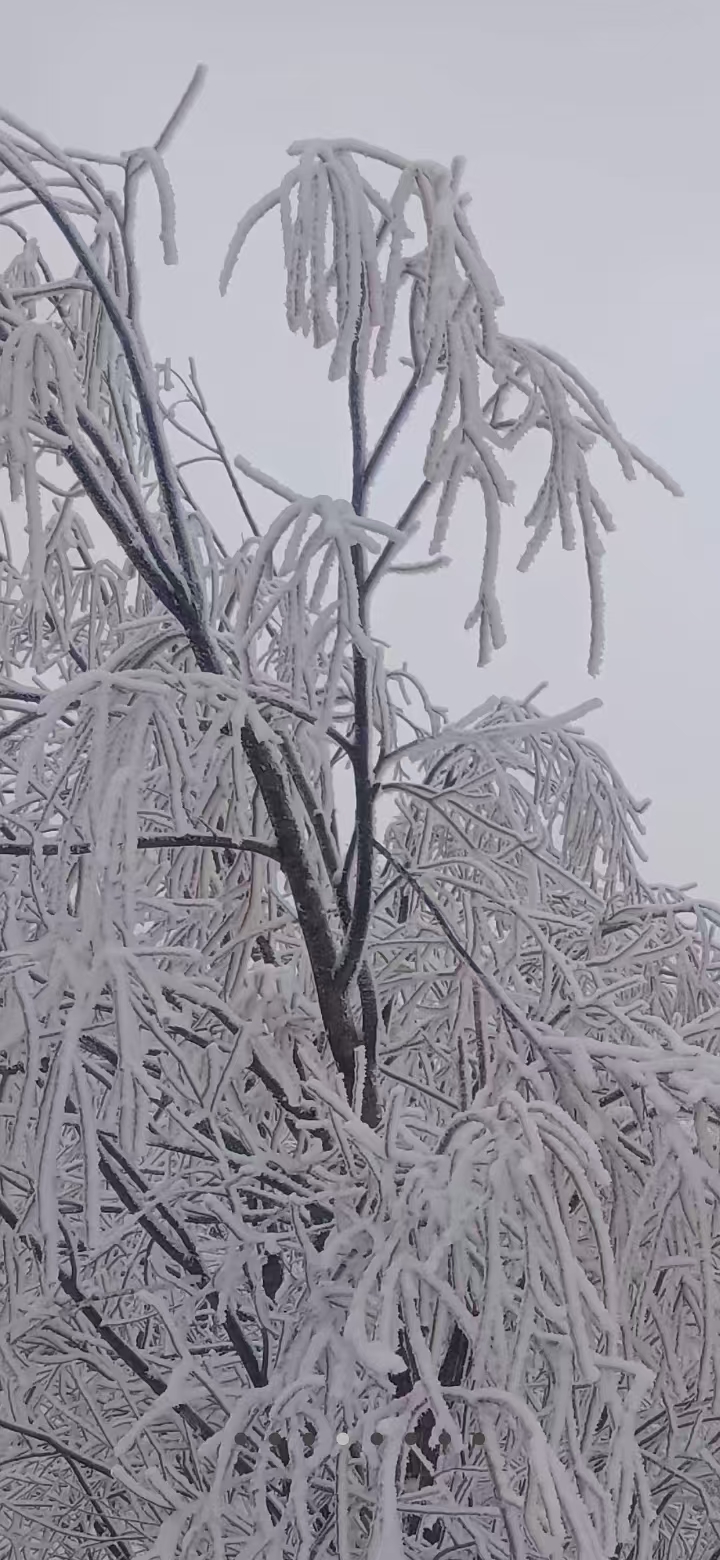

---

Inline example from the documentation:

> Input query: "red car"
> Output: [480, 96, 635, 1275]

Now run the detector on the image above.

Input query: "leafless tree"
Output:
[0, 67, 718, 1560]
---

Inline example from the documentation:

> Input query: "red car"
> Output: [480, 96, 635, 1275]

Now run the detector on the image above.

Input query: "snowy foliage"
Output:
[0, 69, 718, 1560]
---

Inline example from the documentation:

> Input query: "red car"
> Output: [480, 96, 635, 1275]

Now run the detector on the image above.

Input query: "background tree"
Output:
[0, 68, 718, 1560]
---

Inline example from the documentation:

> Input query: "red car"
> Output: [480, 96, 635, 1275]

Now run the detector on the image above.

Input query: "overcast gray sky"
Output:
[2, 0, 718, 892]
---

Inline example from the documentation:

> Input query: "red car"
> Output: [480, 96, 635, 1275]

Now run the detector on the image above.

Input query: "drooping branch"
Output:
[332, 304, 376, 993]
[0, 142, 206, 611]
[0, 1192, 217, 1450]
[96, 1136, 267, 1388]
[0, 103, 710, 1560]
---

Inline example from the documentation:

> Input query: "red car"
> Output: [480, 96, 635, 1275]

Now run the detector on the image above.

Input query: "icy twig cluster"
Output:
[0, 74, 716, 1560]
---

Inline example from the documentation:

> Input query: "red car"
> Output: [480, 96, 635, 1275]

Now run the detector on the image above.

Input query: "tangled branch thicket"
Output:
[0, 67, 718, 1560]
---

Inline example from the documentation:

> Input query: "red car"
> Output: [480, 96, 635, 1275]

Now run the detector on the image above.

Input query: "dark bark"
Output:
[240, 719, 360, 1103]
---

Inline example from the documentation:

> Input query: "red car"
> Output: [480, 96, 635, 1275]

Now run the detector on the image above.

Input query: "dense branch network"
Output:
[0, 71, 716, 1560]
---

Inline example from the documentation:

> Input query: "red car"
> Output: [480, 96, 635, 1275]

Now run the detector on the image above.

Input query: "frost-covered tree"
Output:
[1, 67, 719, 1560]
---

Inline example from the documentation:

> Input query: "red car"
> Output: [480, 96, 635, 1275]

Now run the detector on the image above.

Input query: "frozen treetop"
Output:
[0, 68, 715, 1560]
[222, 135, 681, 674]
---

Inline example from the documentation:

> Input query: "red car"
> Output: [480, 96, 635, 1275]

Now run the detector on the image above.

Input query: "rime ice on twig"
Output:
[0, 88, 712, 1560]
[222, 138, 678, 675]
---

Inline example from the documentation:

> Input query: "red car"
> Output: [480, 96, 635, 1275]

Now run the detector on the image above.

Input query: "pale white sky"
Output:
[2, 0, 718, 892]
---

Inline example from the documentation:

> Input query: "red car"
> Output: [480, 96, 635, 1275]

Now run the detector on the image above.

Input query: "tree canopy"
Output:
[0, 68, 718, 1560]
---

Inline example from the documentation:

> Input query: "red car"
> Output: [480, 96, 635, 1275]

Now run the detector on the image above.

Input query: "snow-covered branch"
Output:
[0, 79, 714, 1560]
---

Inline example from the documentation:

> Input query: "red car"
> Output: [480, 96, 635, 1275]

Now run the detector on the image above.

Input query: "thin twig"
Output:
[0, 1416, 111, 1478]
[363, 479, 434, 598]
[0, 832, 277, 859]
